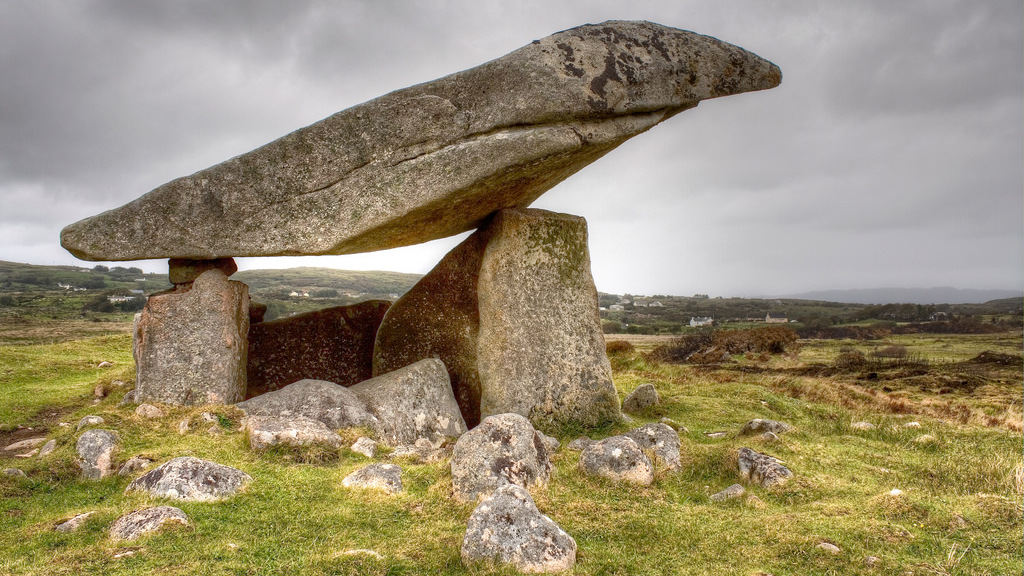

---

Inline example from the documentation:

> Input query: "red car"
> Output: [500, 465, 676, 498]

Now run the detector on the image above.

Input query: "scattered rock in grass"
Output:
[864, 555, 881, 567]
[118, 456, 156, 476]
[622, 383, 659, 413]
[888, 488, 903, 496]
[76, 415, 105, 430]
[737, 447, 792, 488]
[704, 431, 729, 439]
[903, 421, 922, 428]
[913, 434, 937, 445]
[135, 404, 165, 419]
[76, 429, 120, 480]
[850, 421, 874, 430]
[760, 431, 780, 442]
[817, 542, 841, 555]
[55, 511, 96, 533]
[624, 423, 681, 470]
[243, 415, 344, 451]
[109, 506, 190, 541]
[119, 390, 136, 406]
[112, 550, 138, 559]
[351, 437, 379, 458]
[461, 484, 576, 573]
[450, 413, 553, 502]
[566, 437, 593, 451]
[342, 463, 403, 494]
[97, 361, 113, 368]
[125, 456, 251, 501]
[537, 431, 560, 453]
[93, 382, 108, 398]
[739, 419, 792, 436]
[579, 436, 653, 486]
[2, 468, 27, 478]
[177, 420, 190, 434]
[4, 437, 47, 452]
[659, 417, 688, 433]
[14, 449, 37, 458]
[745, 494, 767, 509]
[235, 378, 378, 430]
[710, 484, 746, 502]
[38, 439, 57, 458]
[339, 549, 384, 559]
[390, 437, 452, 463]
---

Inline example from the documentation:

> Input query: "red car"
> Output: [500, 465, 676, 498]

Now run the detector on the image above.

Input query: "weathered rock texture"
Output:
[622, 383, 660, 413]
[76, 429, 119, 480]
[450, 413, 553, 503]
[737, 447, 793, 488]
[243, 415, 344, 451]
[125, 456, 251, 501]
[374, 208, 619, 428]
[461, 484, 577, 573]
[578, 436, 653, 485]
[351, 358, 467, 445]
[61, 21, 780, 262]
[342, 463, 403, 494]
[246, 301, 390, 397]
[624, 423, 681, 470]
[168, 257, 237, 285]
[235, 378, 378, 430]
[739, 419, 792, 436]
[133, 269, 249, 405]
[109, 506, 190, 541]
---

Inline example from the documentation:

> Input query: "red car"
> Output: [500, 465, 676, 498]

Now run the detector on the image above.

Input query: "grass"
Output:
[0, 322, 1020, 575]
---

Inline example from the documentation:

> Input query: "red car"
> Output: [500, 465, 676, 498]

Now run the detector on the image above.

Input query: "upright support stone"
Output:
[133, 268, 249, 405]
[373, 208, 619, 428]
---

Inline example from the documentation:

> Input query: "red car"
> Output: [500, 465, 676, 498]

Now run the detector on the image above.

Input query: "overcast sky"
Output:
[1, 0, 1021, 297]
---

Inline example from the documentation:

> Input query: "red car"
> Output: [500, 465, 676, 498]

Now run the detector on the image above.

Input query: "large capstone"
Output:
[374, 208, 619, 428]
[133, 269, 249, 405]
[60, 21, 780, 262]
[246, 301, 390, 397]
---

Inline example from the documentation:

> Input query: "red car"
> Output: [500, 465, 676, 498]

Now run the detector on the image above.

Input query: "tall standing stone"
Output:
[133, 269, 249, 405]
[374, 208, 619, 429]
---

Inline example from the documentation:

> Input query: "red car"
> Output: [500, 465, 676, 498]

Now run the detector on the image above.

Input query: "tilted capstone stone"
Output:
[59, 21, 780, 262]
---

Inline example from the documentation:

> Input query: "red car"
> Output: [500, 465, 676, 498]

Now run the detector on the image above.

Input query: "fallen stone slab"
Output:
[4, 437, 47, 452]
[739, 419, 792, 436]
[624, 423, 681, 470]
[579, 435, 653, 485]
[55, 511, 97, 533]
[243, 415, 344, 451]
[450, 413, 552, 503]
[341, 463, 403, 494]
[109, 506, 190, 541]
[738, 447, 793, 488]
[61, 21, 780, 263]
[76, 429, 120, 480]
[461, 484, 577, 573]
[246, 301, 390, 397]
[622, 383, 660, 413]
[125, 456, 251, 501]
[710, 484, 746, 502]
[235, 378, 377, 430]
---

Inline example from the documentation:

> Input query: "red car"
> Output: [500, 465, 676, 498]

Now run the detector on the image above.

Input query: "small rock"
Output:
[125, 456, 250, 501]
[76, 415, 105, 430]
[135, 404, 165, 419]
[243, 415, 344, 451]
[737, 447, 792, 488]
[739, 419, 792, 436]
[177, 420, 190, 434]
[659, 417, 688, 433]
[566, 437, 593, 451]
[579, 436, 653, 486]
[118, 456, 156, 476]
[351, 437, 379, 458]
[913, 434, 936, 445]
[389, 439, 452, 463]
[109, 506, 190, 541]
[76, 429, 120, 480]
[97, 361, 113, 368]
[55, 511, 96, 533]
[624, 423, 681, 469]
[14, 449, 38, 458]
[93, 381, 108, 398]
[888, 488, 904, 496]
[4, 437, 47, 452]
[850, 421, 874, 430]
[112, 550, 137, 559]
[2, 468, 27, 478]
[864, 555, 881, 567]
[710, 484, 746, 502]
[450, 413, 552, 503]
[622, 383, 660, 413]
[342, 463, 403, 494]
[38, 439, 57, 458]
[760, 431, 780, 442]
[903, 421, 922, 428]
[536, 430, 560, 453]
[461, 484, 576, 573]
[705, 431, 729, 439]
[119, 390, 136, 406]
[817, 542, 841, 555]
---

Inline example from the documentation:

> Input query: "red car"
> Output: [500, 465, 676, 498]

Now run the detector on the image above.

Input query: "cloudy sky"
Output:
[1, 0, 1021, 297]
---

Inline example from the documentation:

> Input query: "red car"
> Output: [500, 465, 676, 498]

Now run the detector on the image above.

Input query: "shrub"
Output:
[650, 326, 799, 364]
[605, 340, 634, 354]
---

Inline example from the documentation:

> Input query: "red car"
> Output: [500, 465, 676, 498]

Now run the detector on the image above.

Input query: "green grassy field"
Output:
[0, 321, 1020, 575]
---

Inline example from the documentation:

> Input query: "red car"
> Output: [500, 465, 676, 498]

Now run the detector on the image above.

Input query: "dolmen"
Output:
[60, 20, 780, 429]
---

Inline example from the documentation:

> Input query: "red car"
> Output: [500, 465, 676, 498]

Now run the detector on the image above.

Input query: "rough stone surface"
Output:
[624, 423, 681, 470]
[817, 542, 841, 555]
[710, 484, 746, 502]
[341, 463, 403, 493]
[76, 429, 120, 480]
[55, 511, 96, 533]
[739, 419, 792, 436]
[461, 484, 576, 573]
[61, 21, 780, 262]
[135, 404, 165, 419]
[738, 447, 793, 488]
[133, 269, 249, 405]
[851, 421, 875, 430]
[118, 456, 156, 476]
[375, 208, 620, 428]
[3, 468, 27, 478]
[659, 417, 689, 433]
[351, 358, 467, 445]
[389, 437, 453, 463]
[38, 439, 57, 458]
[246, 301, 390, 397]
[109, 506, 190, 541]
[450, 413, 552, 503]
[4, 437, 47, 451]
[622, 383, 660, 413]
[578, 436, 653, 485]
[77, 415, 104, 430]
[243, 415, 344, 451]
[168, 257, 237, 285]
[235, 378, 377, 430]
[125, 456, 251, 501]
[566, 437, 593, 451]
[351, 437, 379, 458]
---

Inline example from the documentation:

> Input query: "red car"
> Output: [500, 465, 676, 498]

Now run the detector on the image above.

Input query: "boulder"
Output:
[450, 413, 552, 503]
[375, 208, 620, 429]
[341, 463, 403, 494]
[54, 511, 96, 533]
[351, 437, 379, 458]
[133, 269, 249, 405]
[243, 415, 344, 451]
[622, 383, 660, 413]
[351, 358, 467, 445]
[737, 447, 793, 488]
[710, 484, 746, 502]
[235, 378, 377, 431]
[739, 419, 792, 436]
[76, 415, 104, 430]
[624, 423, 681, 470]
[578, 436, 653, 485]
[125, 456, 251, 501]
[246, 301, 390, 397]
[76, 429, 120, 480]
[135, 404, 165, 419]
[109, 506, 190, 541]
[60, 21, 780, 263]
[461, 484, 576, 573]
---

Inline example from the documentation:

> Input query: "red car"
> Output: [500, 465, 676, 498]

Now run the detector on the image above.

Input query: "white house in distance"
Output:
[765, 313, 789, 324]
[690, 316, 713, 327]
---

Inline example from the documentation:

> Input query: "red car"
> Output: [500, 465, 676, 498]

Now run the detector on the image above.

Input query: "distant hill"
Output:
[778, 287, 1022, 305]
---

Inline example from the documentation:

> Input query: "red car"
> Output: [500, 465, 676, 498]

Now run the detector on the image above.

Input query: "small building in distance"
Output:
[765, 313, 788, 324]
[690, 316, 714, 327]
